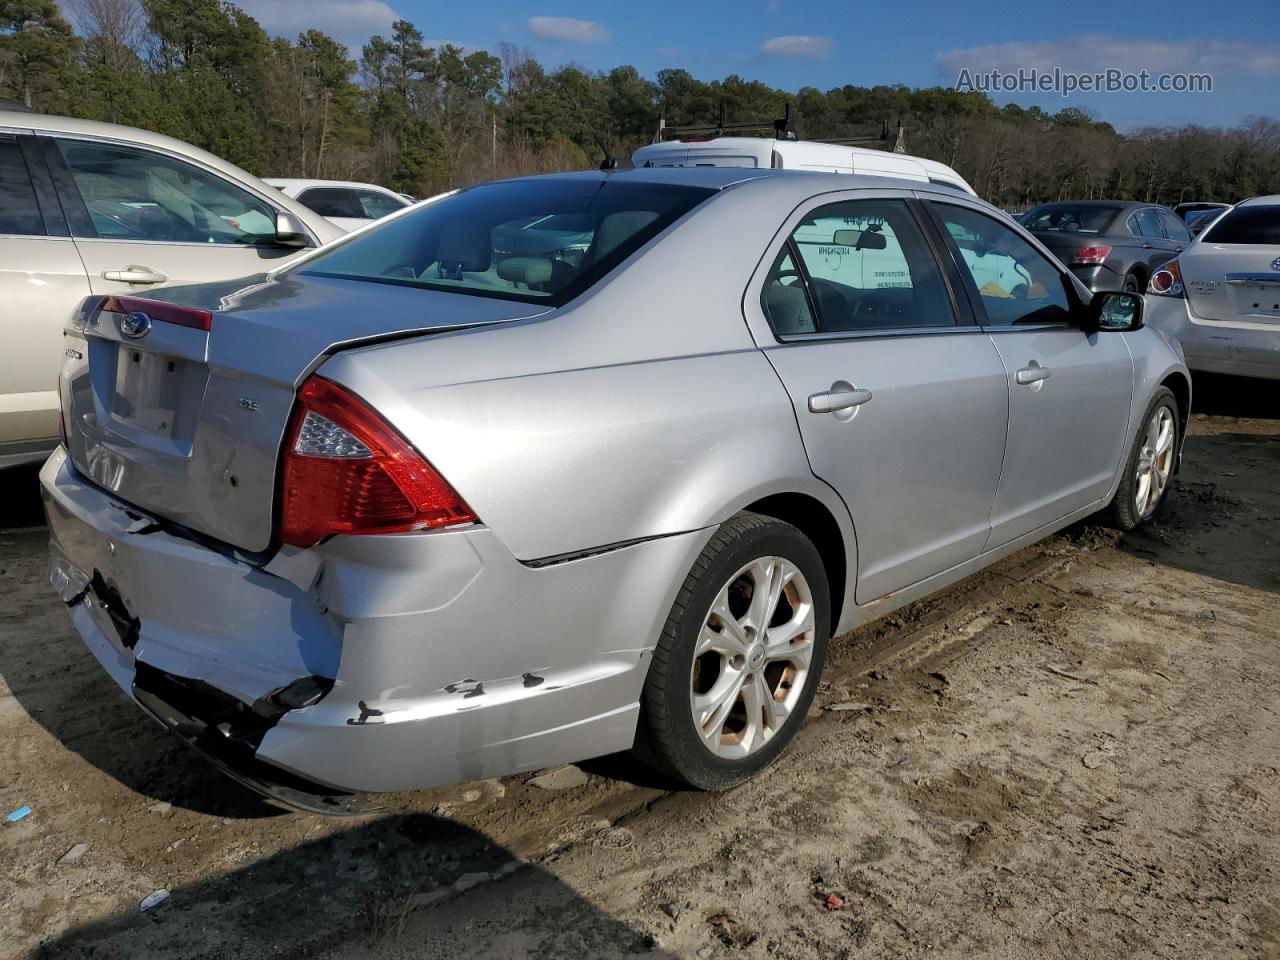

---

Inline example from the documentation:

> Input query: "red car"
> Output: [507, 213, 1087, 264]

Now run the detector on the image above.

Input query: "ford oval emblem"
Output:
[1271, 256, 1280, 271]
[120, 311, 152, 339]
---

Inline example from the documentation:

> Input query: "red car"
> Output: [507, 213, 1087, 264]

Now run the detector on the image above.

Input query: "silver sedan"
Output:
[43, 168, 1190, 809]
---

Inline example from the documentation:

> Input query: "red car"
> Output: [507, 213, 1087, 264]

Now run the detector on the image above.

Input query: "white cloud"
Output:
[936, 35, 1280, 79]
[760, 35, 832, 59]
[527, 16, 610, 45]
[236, 0, 400, 52]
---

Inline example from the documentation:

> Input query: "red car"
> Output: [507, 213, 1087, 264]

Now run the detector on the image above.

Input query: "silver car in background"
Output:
[1145, 195, 1280, 380]
[42, 168, 1190, 810]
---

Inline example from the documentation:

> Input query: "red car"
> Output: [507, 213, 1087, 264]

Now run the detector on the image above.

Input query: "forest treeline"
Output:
[3, 0, 1278, 208]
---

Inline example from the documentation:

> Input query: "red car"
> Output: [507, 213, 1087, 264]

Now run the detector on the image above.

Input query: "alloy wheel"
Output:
[1134, 405, 1175, 518]
[689, 556, 815, 759]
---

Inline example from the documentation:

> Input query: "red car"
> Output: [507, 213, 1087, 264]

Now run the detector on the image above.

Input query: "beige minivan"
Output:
[0, 110, 345, 468]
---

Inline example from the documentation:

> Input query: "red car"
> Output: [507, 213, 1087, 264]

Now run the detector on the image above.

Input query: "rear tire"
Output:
[638, 512, 830, 790]
[1110, 387, 1179, 531]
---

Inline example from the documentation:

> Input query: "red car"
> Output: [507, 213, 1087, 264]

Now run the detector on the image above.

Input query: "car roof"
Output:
[1026, 200, 1144, 211]
[480, 165, 975, 199]
[1236, 195, 1280, 207]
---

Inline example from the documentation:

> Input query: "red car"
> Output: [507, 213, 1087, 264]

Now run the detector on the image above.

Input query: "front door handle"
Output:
[808, 387, 873, 414]
[102, 265, 168, 284]
[1015, 364, 1052, 385]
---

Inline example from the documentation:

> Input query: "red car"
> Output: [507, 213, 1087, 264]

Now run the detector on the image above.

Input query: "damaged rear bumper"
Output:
[41, 448, 711, 803]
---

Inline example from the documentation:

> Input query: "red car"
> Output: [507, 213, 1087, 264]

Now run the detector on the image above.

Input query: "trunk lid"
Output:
[1181, 242, 1280, 323]
[61, 273, 547, 554]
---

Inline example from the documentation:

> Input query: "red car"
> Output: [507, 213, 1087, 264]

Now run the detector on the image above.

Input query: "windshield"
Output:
[1021, 205, 1119, 235]
[298, 178, 715, 305]
[1201, 205, 1280, 245]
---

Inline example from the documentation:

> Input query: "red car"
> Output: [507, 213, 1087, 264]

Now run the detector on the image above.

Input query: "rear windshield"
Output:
[1202, 205, 1280, 244]
[1021, 205, 1118, 235]
[298, 178, 715, 305]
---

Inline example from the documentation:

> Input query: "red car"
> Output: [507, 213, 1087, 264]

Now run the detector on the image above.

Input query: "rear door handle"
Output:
[1140, 242, 1154, 249]
[1015, 365, 1051, 385]
[808, 388, 873, 413]
[102, 265, 168, 284]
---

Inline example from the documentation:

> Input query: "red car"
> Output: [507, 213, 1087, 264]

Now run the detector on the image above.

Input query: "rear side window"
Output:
[299, 178, 715, 306]
[1134, 208, 1164, 238]
[1157, 209, 1191, 243]
[1202, 205, 1280, 244]
[298, 187, 363, 219]
[0, 135, 44, 236]
[762, 199, 954, 335]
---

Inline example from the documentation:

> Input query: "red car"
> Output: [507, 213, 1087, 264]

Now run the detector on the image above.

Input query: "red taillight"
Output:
[278, 377, 476, 547]
[1149, 259, 1185, 298]
[1070, 245, 1112, 266]
[99, 295, 212, 332]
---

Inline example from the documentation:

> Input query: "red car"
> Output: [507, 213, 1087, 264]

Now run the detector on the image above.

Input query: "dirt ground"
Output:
[2, 373, 1278, 960]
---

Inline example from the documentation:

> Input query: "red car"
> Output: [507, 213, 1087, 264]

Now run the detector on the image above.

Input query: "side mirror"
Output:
[1085, 290, 1144, 333]
[274, 211, 312, 248]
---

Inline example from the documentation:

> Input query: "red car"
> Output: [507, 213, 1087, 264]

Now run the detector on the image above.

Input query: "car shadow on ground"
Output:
[0, 462, 44, 530]
[30, 812, 676, 959]
[1115, 373, 1280, 595]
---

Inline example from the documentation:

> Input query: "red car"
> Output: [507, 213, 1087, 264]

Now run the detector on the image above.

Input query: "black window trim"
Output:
[8, 133, 68, 237]
[761, 194, 968, 344]
[922, 197, 1087, 332]
[0, 132, 45, 238]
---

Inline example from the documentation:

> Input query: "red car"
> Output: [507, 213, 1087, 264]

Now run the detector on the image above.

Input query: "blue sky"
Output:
[238, 0, 1280, 130]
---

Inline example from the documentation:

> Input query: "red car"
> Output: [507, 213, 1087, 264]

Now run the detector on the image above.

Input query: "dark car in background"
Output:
[1185, 206, 1229, 236]
[1174, 201, 1231, 223]
[1020, 200, 1190, 293]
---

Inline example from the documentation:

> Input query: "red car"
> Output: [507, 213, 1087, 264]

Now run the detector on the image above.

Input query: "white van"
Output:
[632, 137, 976, 196]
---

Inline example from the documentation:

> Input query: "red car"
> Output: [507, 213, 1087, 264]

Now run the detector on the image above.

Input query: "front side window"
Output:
[1202, 205, 1280, 244]
[356, 190, 407, 219]
[932, 203, 1072, 327]
[764, 199, 954, 335]
[0, 135, 43, 236]
[299, 178, 714, 306]
[56, 139, 277, 244]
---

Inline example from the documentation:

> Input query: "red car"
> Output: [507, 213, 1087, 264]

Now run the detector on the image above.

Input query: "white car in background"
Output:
[0, 110, 345, 469]
[264, 178, 411, 231]
[632, 137, 975, 195]
[1146, 195, 1280, 380]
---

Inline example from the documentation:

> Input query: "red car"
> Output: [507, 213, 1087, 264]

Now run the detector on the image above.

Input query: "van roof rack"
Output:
[815, 119, 900, 149]
[655, 103, 798, 143]
[653, 105, 907, 153]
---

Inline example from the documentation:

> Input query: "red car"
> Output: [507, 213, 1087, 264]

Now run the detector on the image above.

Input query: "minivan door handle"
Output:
[102, 265, 168, 284]
[808, 387, 873, 413]
[1015, 364, 1052, 385]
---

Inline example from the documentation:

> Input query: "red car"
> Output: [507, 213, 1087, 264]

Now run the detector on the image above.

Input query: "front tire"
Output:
[638, 512, 830, 790]
[1110, 387, 1179, 531]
